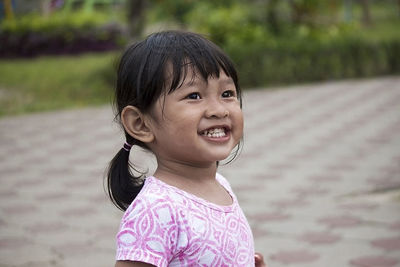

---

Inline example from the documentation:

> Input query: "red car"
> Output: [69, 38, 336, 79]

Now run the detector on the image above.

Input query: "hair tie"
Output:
[123, 142, 132, 152]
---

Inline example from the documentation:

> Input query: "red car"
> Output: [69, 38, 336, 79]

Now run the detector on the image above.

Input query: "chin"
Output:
[211, 152, 234, 162]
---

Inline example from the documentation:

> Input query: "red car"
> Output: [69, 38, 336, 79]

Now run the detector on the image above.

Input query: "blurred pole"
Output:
[344, 0, 352, 22]
[41, 0, 51, 17]
[266, 0, 280, 35]
[3, 0, 14, 20]
[127, 0, 146, 41]
[329, 0, 340, 23]
[359, 0, 371, 26]
[398, 0, 400, 17]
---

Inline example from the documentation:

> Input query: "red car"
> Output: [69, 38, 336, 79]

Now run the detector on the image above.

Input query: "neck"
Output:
[153, 158, 218, 186]
[153, 158, 232, 206]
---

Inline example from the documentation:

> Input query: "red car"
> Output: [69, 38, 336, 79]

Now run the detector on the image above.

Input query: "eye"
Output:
[222, 90, 236, 98]
[186, 92, 201, 100]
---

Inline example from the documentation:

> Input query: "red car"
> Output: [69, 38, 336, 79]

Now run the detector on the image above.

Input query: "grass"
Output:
[0, 52, 119, 117]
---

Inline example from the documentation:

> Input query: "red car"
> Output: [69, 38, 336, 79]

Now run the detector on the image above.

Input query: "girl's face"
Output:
[147, 69, 243, 167]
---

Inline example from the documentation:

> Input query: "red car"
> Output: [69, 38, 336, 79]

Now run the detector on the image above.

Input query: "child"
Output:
[107, 31, 266, 267]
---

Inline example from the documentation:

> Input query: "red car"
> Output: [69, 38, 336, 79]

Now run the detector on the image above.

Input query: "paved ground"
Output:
[0, 77, 399, 267]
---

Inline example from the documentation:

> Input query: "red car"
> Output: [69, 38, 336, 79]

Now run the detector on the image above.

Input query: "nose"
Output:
[205, 99, 229, 118]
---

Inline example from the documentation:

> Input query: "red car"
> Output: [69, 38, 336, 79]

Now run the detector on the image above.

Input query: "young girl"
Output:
[107, 31, 266, 267]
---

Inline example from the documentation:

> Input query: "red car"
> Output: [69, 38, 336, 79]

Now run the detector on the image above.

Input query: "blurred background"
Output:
[0, 0, 399, 116]
[1, 1, 400, 267]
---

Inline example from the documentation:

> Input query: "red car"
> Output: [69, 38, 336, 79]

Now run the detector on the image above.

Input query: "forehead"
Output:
[186, 71, 234, 85]
[166, 62, 233, 90]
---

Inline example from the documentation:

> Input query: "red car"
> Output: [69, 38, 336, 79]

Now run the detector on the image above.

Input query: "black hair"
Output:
[106, 31, 242, 211]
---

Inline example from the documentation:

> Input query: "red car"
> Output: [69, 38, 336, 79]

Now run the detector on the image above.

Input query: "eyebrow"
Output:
[181, 75, 234, 89]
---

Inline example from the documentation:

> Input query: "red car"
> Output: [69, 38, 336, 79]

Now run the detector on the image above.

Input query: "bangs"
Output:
[168, 38, 239, 93]
[146, 31, 241, 100]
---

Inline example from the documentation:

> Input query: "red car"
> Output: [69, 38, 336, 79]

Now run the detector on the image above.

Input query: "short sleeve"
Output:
[116, 193, 181, 267]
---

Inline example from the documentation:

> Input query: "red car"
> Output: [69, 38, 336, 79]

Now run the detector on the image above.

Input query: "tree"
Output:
[398, 0, 400, 17]
[3, 0, 14, 20]
[266, 0, 281, 35]
[127, 0, 147, 41]
[40, 0, 51, 17]
[358, 0, 371, 26]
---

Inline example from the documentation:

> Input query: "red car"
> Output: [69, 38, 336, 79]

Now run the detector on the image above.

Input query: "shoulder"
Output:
[216, 173, 234, 193]
[120, 177, 181, 226]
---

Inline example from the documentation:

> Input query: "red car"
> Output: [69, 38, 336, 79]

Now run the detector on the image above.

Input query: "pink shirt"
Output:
[116, 174, 255, 266]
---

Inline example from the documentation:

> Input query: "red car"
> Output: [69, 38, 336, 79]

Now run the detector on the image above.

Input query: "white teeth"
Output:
[201, 128, 226, 138]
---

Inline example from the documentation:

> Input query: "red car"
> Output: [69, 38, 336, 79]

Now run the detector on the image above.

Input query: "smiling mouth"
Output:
[200, 127, 228, 138]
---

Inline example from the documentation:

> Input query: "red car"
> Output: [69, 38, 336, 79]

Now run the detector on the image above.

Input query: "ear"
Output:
[121, 106, 154, 143]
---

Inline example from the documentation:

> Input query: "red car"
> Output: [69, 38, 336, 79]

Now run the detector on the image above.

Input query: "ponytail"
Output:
[106, 143, 144, 211]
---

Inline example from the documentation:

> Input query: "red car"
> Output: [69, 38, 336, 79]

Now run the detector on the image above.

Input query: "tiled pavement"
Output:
[0, 77, 400, 267]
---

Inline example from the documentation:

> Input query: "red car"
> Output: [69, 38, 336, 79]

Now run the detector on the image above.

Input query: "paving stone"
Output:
[371, 236, 400, 252]
[317, 214, 363, 228]
[270, 249, 320, 264]
[1, 77, 400, 266]
[297, 231, 342, 245]
[349, 255, 399, 267]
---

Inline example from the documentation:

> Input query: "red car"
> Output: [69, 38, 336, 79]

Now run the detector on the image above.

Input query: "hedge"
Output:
[0, 12, 126, 57]
[226, 36, 400, 87]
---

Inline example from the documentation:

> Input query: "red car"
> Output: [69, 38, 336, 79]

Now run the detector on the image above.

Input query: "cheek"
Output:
[233, 109, 244, 138]
[165, 115, 198, 137]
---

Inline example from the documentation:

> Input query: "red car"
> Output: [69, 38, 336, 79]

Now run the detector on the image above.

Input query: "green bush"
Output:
[183, 2, 400, 87]
[227, 35, 400, 87]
